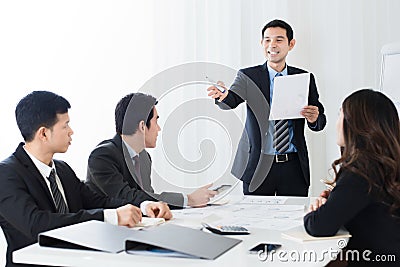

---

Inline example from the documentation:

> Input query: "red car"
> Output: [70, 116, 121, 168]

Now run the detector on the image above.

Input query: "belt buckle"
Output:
[275, 154, 288, 163]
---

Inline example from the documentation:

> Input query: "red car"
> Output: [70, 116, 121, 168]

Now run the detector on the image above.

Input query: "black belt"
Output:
[274, 153, 298, 163]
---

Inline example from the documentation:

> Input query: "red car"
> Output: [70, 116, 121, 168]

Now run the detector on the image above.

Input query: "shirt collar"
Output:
[23, 146, 55, 178]
[122, 139, 139, 158]
[267, 63, 288, 79]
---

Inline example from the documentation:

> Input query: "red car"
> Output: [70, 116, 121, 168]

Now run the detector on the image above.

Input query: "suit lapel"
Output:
[287, 66, 294, 75]
[114, 135, 141, 189]
[14, 143, 57, 211]
[258, 62, 271, 103]
[287, 65, 296, 75]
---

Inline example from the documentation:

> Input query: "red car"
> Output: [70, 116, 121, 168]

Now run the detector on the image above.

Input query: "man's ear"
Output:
[37, 126, 48, 141]
[138, 120, 146, 133]
[289, 38, 296, 51]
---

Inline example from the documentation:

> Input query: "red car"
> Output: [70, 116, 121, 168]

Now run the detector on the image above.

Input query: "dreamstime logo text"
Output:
[257, 239, 397, 263]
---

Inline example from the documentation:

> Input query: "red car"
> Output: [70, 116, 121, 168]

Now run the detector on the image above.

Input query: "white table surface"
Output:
[13, 196, 346, 267]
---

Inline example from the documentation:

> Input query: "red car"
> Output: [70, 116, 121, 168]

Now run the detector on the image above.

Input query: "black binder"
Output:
[39, 220, 133, 253]
[39, 220, 242, 259]
[125, 224, 242, 260]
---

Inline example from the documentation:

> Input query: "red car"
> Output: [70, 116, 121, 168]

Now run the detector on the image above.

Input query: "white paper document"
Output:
[282, 228, 351, 242]
[231, 204, 305, 220]
[209, 203, 305, 230]
[212, 217, 302, 231]
[269, 73, 310, 120]
[238, 195, 288, 205]
[135, 217, 165, 227]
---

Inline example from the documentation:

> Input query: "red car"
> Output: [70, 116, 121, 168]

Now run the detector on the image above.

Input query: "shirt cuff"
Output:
[140, 200, 153, 216]
[183, 195, 188, 207]
[103, 209, 118, 225]
[308, 121, 318, 129]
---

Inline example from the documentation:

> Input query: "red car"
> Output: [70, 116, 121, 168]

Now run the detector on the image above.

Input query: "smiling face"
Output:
[261, 27, 295, 71]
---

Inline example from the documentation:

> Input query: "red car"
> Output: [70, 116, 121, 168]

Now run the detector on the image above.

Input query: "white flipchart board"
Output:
[380, 42, 400, 110]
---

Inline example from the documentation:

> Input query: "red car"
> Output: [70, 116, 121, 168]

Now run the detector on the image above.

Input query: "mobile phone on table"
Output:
[248, 243, 281, 254]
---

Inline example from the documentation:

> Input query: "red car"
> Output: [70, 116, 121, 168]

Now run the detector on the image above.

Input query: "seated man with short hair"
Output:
[86, 93, 217, 208]
[0, 91, 172, 267]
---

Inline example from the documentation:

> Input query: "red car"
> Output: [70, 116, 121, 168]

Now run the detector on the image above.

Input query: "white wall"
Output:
[1, 1, 400, 265]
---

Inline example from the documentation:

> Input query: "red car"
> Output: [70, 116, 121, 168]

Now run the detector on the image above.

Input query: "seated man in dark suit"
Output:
[0, 91, 172, 267]
[86, 93, 217, 208]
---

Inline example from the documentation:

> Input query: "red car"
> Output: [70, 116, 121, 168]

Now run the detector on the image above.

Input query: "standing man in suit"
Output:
[0, 91, 171, 267]
[86, 93, 217, 208]
[207, 19, 326, 196]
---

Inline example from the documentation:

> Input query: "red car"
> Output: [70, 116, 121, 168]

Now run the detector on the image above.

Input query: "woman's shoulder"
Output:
[335, 169, 371, 193]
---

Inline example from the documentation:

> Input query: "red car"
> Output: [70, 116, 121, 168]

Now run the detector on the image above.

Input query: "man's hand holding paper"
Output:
[269, 73, 314, 120]
[301, 105, 319, 123]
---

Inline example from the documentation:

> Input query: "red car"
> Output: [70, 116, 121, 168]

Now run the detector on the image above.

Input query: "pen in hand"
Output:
[205, 76, 226, 93]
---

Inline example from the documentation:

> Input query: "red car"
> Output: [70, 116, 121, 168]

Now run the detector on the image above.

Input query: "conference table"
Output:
[13, 196, 346, 267]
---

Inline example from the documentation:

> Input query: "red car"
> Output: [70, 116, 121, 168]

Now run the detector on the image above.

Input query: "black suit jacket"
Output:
[86, 135, 184, 207]
[218, 62, 326, 185]
[304, 171, 400, 266]
[0, 143, 127, 267]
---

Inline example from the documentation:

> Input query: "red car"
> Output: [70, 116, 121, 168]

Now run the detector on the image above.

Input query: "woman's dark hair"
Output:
[333, 89, 400, 216]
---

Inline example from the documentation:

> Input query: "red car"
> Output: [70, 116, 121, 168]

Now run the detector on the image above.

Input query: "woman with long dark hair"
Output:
[304, 89, 400, 266]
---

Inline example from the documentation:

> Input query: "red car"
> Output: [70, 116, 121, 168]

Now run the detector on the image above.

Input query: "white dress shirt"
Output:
[23, 147, 126, 225]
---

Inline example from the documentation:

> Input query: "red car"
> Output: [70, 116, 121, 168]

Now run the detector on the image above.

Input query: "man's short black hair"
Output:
[115, 93, 158, 135]
[261, 19, 294, 43]
[15, 91, 71, 142]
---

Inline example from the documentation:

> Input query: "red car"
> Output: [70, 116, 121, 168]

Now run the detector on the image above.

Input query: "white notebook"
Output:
[282, 228, 351, 242]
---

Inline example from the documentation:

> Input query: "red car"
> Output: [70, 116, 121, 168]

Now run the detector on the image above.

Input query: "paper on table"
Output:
[135, 217, 165, 227]
[212, 217, 302, 231]
[171, 205, 224, 221]
[269, 73, 310, 120]
[238, 195, 288, 205]
[282, 228, 351, 242]
[208, 198, 230, 206]
[231, 204, 305, 220]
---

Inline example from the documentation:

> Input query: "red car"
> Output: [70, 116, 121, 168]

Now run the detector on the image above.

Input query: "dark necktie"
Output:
[47, 169, 69, 213]
[133, 156, 143, 188]
[273, 72, 290, 154]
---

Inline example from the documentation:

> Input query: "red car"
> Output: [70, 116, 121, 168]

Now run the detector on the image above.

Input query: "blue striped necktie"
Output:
[47, 169, 69, 213]
[273, 72, 290, 154]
